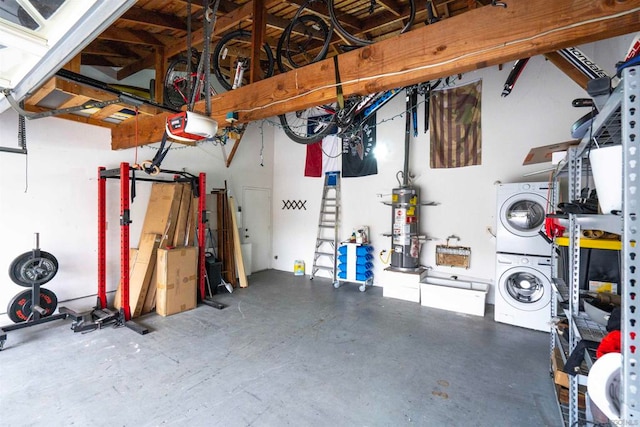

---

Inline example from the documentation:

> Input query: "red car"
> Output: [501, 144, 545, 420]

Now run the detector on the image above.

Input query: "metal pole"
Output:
[403, 88, 411, 187]
[98, 167, 107, 309]
[120, 162, 131, 321]
[198, 173, 207, 300]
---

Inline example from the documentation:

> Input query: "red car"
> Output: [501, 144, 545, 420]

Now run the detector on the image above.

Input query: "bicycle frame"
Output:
[170, 71, 211, 106]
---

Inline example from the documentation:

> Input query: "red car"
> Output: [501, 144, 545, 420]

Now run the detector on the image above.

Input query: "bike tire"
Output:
[284, 14, 332, 69]
[276, 21, 295, 74]
[164, 55, 198, 109]
[328, 0, 415, 46]
[212, 29, 275, 91]
[279, 107, 339, 144]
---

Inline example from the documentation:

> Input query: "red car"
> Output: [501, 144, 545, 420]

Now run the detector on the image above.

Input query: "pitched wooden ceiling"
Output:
[85, 0, 486, 76]
[20, 0, 640, 150]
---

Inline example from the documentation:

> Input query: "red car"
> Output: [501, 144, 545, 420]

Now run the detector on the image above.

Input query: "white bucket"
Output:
[589, 145, 622, 213]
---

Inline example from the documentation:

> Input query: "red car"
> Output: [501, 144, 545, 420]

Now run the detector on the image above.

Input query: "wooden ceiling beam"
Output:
[117, 53, 157, 81]
[164, 0, 286, 59]
[97, 27, 166, 47]
[544, 51, 590, 90]
[286, 0, 361, 30]
[23, 104, 118, 129]
[376, 0, 404, 18]
[53, 77, 161, 116]
[81, 54, 123, 68]
[25, 78, 56, 106]
[84, 40, 148, 60]
[251, 0, 267, 84]
[165, 1, 255, 58]
[111, 0, 640, 149]
[119, 6, 188, 32]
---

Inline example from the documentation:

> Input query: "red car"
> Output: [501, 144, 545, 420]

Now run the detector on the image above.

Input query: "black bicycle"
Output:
[277, 0, 416, 72]
[276, 0, 334, 73]
[328, 0, 416, 46]
[279, 88, 402, 144]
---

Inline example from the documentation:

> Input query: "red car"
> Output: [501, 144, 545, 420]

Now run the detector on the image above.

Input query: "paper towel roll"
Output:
[589, 145, 622, 214]
[587, 352, 622, 421]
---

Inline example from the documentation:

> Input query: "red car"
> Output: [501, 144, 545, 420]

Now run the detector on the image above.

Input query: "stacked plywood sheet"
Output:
[114, 182, 198, 317]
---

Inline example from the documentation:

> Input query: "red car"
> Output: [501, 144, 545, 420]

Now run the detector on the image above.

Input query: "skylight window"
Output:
[0, 0, 65, 31]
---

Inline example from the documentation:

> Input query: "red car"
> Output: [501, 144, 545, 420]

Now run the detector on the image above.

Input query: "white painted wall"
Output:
[271, 34, 635, 303]
[0, 112, 273, 322]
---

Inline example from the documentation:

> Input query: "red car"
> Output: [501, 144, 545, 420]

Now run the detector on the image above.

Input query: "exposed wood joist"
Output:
[22, 104, 118, 129]
[119, 6, 188, 32]
[97, 27, 166, 47]
[117, 53, 156, 81]
[544, 51, 591, 90]
[111, 0, 640, 149]
[377, 1, 404, 18]
[165, 1, 257, 58]
[251, 0, 267, 84]
[27, 77, 163, 117]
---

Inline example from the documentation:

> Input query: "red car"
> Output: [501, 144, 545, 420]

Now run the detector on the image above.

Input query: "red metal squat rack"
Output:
[95, 162, 208, 333]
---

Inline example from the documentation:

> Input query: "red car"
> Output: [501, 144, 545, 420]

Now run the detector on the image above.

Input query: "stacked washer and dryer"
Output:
[495, 182, 556, 332]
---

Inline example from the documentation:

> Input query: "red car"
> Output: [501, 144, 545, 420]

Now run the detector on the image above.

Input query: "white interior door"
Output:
[242, 187, 272, 272]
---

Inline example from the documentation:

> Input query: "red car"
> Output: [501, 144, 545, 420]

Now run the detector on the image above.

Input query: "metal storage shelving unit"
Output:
[549, 66, 639, 426]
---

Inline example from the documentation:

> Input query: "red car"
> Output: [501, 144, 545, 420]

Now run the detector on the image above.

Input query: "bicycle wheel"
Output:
[279, 106, 339, 144]
[328, 0, 415, 46]
[164, 55, 196, 109]
[212, 29, 275, 91]
[276, 22, 295, 74]
[284, 14, 332, 69]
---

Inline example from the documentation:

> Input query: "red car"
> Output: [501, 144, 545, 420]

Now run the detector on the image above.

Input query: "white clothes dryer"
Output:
[496, 182, 555, 256]
[494, 253, 552, 332]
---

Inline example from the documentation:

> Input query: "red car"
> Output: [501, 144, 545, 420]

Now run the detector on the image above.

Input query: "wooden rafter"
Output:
[544, 51, 590, 90]
[119, 6, 188, 32]
[97, 27, 166, 47]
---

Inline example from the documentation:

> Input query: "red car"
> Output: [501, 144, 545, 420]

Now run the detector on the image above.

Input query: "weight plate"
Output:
[9, 251, 59, 287]
[7, 288, 58, 323]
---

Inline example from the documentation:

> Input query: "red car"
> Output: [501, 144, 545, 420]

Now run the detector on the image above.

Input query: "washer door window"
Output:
[499, 267, 550, 311]
[500, 193, 547, 238]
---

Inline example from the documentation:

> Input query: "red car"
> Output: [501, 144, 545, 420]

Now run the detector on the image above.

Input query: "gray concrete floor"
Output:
[0, 270, 560, 426]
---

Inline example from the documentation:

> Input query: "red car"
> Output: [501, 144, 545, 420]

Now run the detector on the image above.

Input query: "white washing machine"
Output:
[496, 182, 554, 256]
[494, 253, 552, 332]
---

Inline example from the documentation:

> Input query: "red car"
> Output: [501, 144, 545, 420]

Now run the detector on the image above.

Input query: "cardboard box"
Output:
[140, 183, 183, 247]
[522, 141, 578, 165]
[420, 279, 488, 316]
[551, 346, 570, 388]
[114, 233, 161, 317]
[156, 247, 198, 317]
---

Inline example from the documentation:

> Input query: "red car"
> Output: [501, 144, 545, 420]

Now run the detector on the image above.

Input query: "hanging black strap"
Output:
[186, 0, 193, 103]
[410, 86, 418, 137]
[333, 55, 344, 110]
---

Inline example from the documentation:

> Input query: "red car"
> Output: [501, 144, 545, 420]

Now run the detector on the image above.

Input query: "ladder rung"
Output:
[319, 224, 335, 228]
[313, 266, 334, 271]
[316, 238, 334, 242]
[315, 251, 334, 256]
